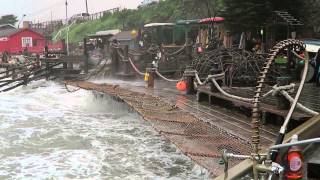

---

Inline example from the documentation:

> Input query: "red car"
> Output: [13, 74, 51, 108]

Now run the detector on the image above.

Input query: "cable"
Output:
[128, 57, 144, 76]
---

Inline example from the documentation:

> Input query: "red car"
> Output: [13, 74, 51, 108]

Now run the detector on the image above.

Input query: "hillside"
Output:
[53, 0, 318, 44]
[53, 0, 223, 43]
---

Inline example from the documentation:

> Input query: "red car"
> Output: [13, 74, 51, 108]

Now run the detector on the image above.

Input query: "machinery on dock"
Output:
[189, 39, 320, 179]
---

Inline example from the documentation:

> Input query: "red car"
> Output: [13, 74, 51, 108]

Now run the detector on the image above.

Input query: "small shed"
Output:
[0, 28, 63, 54]
[109, 31, 138, 49]
[87, 29, 120, 49]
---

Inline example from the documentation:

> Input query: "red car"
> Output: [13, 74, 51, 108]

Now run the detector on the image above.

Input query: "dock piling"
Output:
[123, 45, 130, 75]
[184, 66, 196, 95]
[146, 67, 155, 89]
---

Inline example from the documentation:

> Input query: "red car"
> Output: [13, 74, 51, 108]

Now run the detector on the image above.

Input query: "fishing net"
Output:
[69, 81, 253, 177]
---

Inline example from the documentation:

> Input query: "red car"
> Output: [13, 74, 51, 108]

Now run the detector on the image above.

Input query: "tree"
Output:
[117, 9, 131, 30]
[222, 0, 309, 33]
[223, 0, 271, 33]
[304, 0, 320, 35]
[0, 15, 18, 25]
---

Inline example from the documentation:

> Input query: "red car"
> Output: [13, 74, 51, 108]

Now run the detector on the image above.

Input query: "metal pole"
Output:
[85, 0, 89, 14]
[65, 0, 70, 55]
[66, 27, 69, 55]
[17, 14, 26, 28]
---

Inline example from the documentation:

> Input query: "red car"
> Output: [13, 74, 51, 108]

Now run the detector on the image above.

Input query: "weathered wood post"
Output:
[185, 38, 192, 63]
[44, 45, 50, 80]
[184, 66, 196, 95]
[84, 38, 89, 74]
[45, 62, 50, 80]
[62, 39, 68, 69]
[111, 40, 119, 76]
[287, 45, 294, 71]
[146, 67, 155, 89]
[12, 67, 16, 79]
[6, 66, 9, 76]
[122, 45, 134, 77]
[123, 45, 130, 75]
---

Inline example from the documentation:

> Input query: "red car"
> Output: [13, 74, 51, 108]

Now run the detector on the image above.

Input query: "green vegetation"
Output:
[54, 0, 223, 43]
[55, 0, 320, 43]
[0, 15, 18, 26]
[57, 15, 121, 43]
[223, 0, 308, 33]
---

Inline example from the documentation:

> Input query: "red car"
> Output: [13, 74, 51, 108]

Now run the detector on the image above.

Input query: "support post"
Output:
[6, 67, 9, 76]
[146, 67, 155, 89]
[44, 46, 50, 80]
[111, 42, 119, 76]
[84, 38, 89, 74]
[12, 68, 16, 79]
[63, 62, 67, 69]
[184, 66, 196, 95]
[123, 45, 130, 75]
[46, 62, 50, 80]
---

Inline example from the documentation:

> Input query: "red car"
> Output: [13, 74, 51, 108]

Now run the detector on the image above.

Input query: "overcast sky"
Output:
[0, 0, 141, 23]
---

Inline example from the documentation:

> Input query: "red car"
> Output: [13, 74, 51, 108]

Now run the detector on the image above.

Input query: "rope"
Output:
[163, 45, 186, 57]
[210, 78, 253, 102]
[280, 90, 319, 116]
[195, 73, 206, 85]
[196, 72, 249, 102]
[128, 57, 144, 76]
[195, 72, 225, 86]
[155, 69, 181, 82]
[195, 71, 299, 104]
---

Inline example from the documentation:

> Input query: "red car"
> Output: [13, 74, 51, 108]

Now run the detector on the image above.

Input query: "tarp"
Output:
[303, 39, 320, 53]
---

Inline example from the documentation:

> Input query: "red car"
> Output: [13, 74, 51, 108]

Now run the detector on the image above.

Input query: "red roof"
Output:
[0, 28, 44, 38]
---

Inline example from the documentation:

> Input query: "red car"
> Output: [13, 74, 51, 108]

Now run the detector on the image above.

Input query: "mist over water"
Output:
[0, 80, 210, 179]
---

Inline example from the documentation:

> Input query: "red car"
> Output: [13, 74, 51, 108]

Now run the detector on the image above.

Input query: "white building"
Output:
[141, 0, 159, 6]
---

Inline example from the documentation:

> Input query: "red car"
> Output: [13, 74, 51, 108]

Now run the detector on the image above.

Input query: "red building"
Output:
[0, 28, 63, 54]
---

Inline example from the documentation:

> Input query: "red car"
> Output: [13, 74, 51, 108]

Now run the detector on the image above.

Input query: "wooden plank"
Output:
[50, 69, 81, 74]
[0, 63, 18, 68]
[40, 56, 85, 63]
[52, 74, 85, 78]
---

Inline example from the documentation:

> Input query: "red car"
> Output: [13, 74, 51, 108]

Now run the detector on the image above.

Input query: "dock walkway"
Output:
[67, 79, 278, 177]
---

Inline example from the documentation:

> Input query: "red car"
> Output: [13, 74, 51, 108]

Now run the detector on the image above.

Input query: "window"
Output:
[22, 37, 33, 47]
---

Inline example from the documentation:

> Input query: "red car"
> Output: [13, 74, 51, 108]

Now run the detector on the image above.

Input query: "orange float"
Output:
[176, 81, 187, 91]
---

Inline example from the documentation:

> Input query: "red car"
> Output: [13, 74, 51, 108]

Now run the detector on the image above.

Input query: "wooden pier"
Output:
[66, 79, 320, 178]
[66, 80, 276, 177]
[0, 54, 88, 92]
[40, 55, 87, 79]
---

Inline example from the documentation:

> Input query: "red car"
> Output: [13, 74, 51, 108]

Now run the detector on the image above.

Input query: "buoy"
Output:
[197, 46, 203, 53]
[176, 81, 187, 91]
[144, 73, 149, 81]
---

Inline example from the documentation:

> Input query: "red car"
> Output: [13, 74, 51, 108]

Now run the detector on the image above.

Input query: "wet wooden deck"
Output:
[198, 83, 320, 121]
[67, 79, 280, 177]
